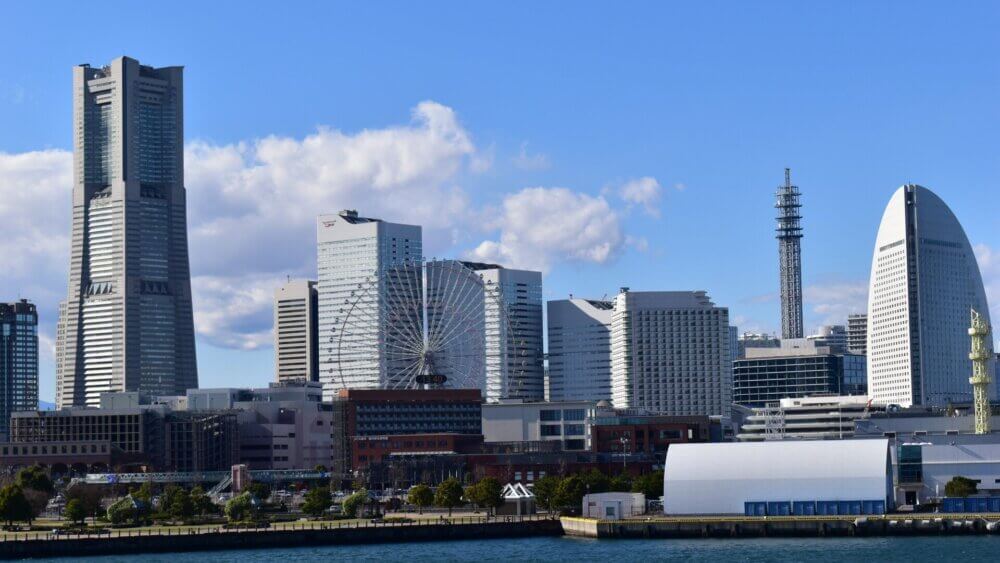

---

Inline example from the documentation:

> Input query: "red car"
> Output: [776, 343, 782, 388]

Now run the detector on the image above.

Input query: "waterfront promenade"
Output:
[0, 515, 560, 559]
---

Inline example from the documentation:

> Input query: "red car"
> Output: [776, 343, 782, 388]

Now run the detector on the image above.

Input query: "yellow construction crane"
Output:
[969, 308, 992, 435]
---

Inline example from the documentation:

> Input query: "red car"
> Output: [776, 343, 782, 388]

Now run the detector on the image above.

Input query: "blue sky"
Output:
[2, 1, 998, 402]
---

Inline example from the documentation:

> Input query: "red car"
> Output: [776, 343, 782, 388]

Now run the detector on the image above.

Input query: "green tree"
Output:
[467, 478, 504, 516]
[67, 486, 105, 524]
[580, 469, 610, 494]
[16, 466, 54, 494]
[0, 485, 32, 526]
[106, 497, 138, 526]
[247, 482, 272, 502]
[159, 485, 182, 516]
[407, 484, 433, 514]
[189, 486, 213, 516]
[302, 487, 332, 518]
[342, 489, 368, 518]
[225, 492, 256, 522]
[553, 476, 586, 514]
[945, 476, 978, 498]
[631, 471, 664, 499]
[131, 481, 154, 506]
[434, 477, 464, 516]
[609, 473, 632, 492]
[170, 489, 195, 521]
[64, 499, 87, 525]
[531, 476, 560, 512]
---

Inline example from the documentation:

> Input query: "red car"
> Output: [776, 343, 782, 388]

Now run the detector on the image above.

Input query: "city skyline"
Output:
[1, 3, 999, 402]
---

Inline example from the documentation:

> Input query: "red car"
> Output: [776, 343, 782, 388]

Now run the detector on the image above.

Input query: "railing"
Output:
[0, 514, 555, 543]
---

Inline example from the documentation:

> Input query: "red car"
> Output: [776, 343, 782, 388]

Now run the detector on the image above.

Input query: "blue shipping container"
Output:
[744, 502, 767, 516]
[942, 498, 963, 513]
[861, 500, 886, 515]
[792, 501, 816, 515]
[817, 501, 839, 515]
[988, 498, 1000, 512]
[767, 502, 791, 516]
[967, 497, 989, 513]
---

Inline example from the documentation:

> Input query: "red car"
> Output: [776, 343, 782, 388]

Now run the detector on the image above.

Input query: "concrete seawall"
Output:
[561, 515, 1000, 539]
[0, 520, 563, 559]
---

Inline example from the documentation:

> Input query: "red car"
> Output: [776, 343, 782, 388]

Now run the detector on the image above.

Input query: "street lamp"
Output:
[619, 436, 630, 471]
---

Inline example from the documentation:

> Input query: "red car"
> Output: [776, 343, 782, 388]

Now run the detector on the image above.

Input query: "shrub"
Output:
[342, 489, 367, 518]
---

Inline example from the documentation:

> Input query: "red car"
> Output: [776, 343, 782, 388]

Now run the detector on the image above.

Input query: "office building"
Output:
[866, 185, 994, 407]
[775, 168, 804, 339]
[274, 279, 319, 383]
[7, 393, 238, 472]
[735, 395, 877, 441]
[547, 298, 613, 402]
[474, 264, 544, 401]
[1, 300, 38, 440]
[482, 400, 595, 451]
[330, 389, 482, 476]
[316, 210, 422, 399]
[733, 340, 866, 407]
[737, 332, 781, 359]
[807, 325, 847, 353]
[56, 56, 198, 408]
[588, 411, 712, 456]
[610, 290, 731, 416]
[847, 314, 868, 356]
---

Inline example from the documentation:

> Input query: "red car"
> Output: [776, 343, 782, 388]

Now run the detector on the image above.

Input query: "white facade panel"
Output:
[663, 440, 892, 515]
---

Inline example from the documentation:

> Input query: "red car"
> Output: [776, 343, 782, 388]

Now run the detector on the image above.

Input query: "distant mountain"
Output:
[38, 400, 55, 411]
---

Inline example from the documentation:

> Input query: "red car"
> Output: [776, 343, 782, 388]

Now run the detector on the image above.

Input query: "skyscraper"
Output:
[610, 290, 731, 416]
[1, 300, 38, 440]
[56, 56, 198, 408]
[547, 298, 612, 402]
[867, 185, 994, 407]
[274, 279, 319, 383]
[776, 168, 804, 339]
[470, 263, 544, 402]
[316, 210, 422, 400]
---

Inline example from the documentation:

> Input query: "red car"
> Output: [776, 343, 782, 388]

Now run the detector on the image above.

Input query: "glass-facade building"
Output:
[1, 300, 38, 440]
[733, 352, 868, 408]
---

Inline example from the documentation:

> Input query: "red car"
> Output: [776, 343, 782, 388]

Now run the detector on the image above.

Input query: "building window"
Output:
[898, 444, 923, 484]
[540, 425, 562, 437]
[563, 409, 586, 421]
[540, 410, 561, 422]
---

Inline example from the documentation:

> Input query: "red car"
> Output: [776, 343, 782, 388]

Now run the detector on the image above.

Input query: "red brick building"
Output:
[352, 433, 483, 470]
[589, 415, 712, 456]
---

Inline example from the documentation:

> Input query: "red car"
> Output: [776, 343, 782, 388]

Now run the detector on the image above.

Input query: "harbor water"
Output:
[36, 534, 1000, 562]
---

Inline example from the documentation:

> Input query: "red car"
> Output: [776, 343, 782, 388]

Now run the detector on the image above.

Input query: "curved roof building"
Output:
[866, 185, 994, 407]
[662, 440, 892, 515]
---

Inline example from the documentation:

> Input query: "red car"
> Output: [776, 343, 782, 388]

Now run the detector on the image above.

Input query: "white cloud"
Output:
[511, 141, 550, 171]
[804, 281, 869, 327]
[618, 176, 663, 218]
[467, 187, 624, 273]
[0, 101, 645, 354]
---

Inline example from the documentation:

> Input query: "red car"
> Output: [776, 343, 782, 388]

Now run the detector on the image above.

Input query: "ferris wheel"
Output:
[328, 258, 525, 395]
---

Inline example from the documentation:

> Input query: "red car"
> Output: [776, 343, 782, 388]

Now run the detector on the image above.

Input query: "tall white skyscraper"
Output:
[56, 56, 198, 408]
[547, 298, 613, 402]
[867, 185, 994, 407]
[317, 210, 421, 400]
[610, 290, 731, 416]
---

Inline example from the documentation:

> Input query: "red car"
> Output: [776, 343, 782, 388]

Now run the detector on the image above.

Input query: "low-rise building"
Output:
[735, 395, 875, 441]
[663, 440, 893, 515]
[733, 340, 866, 408]
[482, 400, 594, 451]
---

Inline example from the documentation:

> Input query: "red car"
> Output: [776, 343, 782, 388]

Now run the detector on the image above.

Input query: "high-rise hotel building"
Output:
[56, 57, 198, 408]
[610, 290, 732, 416]
[316, 210, 421, 400]
[867, 185, 994, 407]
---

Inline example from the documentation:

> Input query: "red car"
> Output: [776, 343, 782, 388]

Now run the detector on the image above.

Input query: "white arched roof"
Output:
[663, 439, 891, 515]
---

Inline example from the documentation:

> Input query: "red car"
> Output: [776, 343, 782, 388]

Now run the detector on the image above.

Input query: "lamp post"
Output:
[619, 436, 630, 471]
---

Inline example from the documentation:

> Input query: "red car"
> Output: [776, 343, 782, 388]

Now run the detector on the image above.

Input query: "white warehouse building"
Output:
[663, 440, 893, 515]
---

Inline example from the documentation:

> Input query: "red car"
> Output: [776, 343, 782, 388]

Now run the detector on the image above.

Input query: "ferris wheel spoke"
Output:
[427, 270, 485, 351]
[383, 266, 427, 350]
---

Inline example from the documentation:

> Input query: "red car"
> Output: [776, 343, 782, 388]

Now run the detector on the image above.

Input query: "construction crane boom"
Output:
[969, 308, 992, 435]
